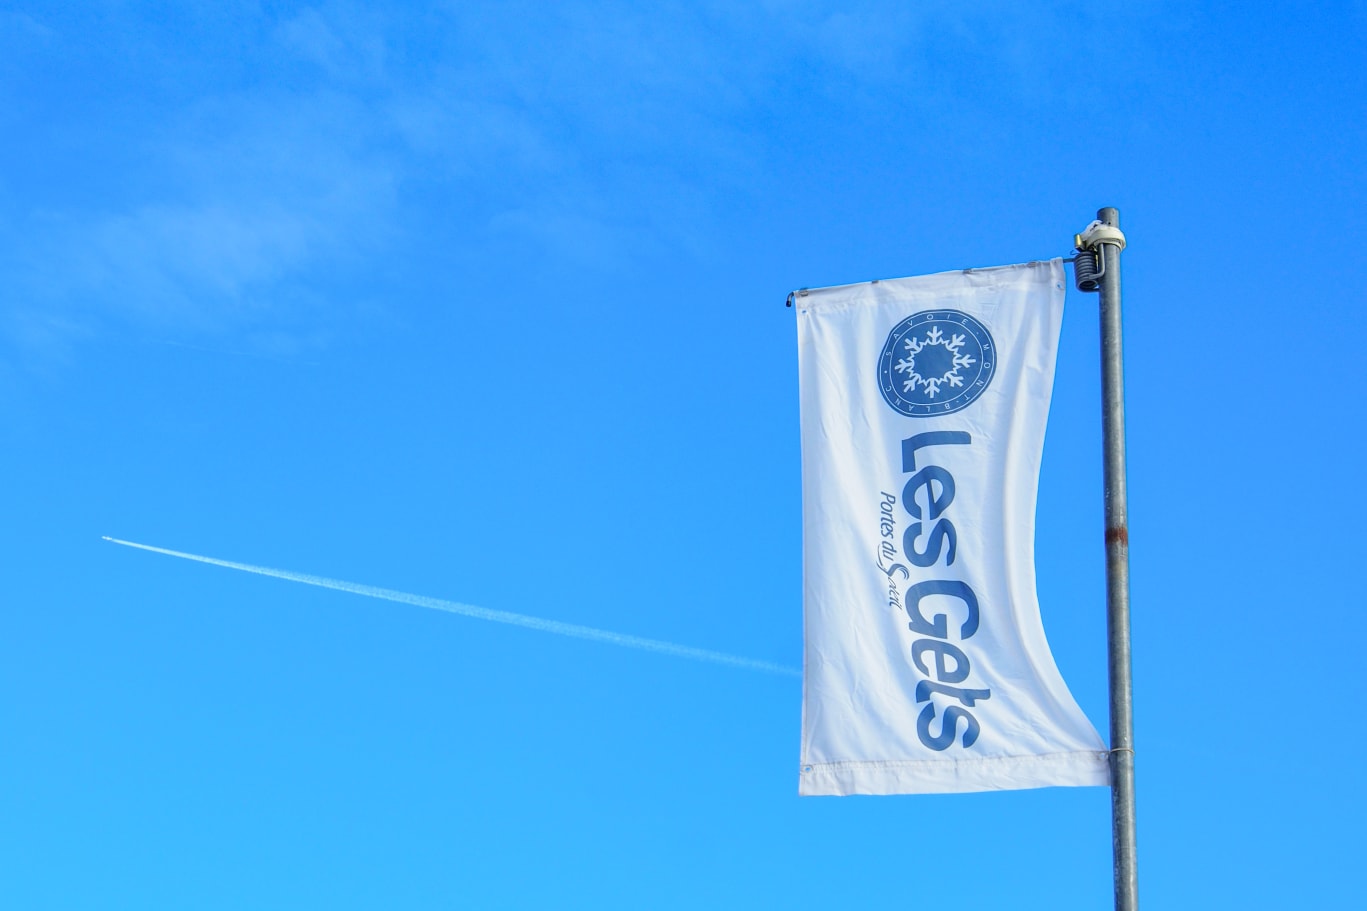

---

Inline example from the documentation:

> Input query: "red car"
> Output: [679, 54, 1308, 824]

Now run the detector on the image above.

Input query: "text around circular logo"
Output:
[878, 310, 996, 417]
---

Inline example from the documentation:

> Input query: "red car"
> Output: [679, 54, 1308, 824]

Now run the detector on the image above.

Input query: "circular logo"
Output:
[878, 310, 995, 417]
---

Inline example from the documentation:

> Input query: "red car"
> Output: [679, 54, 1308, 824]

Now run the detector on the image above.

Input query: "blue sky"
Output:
[3, 2, 1365, 907]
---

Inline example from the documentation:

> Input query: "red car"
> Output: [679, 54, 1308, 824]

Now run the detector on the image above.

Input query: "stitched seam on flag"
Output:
[797, 262, 1044, 303]
[805, 750, 1109, 772]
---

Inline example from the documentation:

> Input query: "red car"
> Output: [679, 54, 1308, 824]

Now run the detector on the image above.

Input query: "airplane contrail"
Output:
[102, 536, 799, 677]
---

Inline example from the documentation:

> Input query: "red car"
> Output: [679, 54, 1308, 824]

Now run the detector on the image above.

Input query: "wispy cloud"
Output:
[4, 1, 1175, 363]
[3, 7, 403, 361]
[5, 94, 397, 364]
[273, 3, 389, 81]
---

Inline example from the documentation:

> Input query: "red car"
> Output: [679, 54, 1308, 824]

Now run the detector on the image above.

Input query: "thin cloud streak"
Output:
[102, 536, 798, 677]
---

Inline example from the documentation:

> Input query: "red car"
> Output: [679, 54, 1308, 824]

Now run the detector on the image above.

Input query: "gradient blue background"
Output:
[3, 3, 1364, 908]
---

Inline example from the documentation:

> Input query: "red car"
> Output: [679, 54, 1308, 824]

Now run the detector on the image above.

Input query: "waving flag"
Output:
[797, 259, 1108, 795]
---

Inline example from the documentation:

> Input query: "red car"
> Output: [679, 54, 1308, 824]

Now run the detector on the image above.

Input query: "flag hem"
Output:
[798, 749, 1111, 796]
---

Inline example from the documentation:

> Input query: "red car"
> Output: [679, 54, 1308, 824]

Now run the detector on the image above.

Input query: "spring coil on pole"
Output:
[1074, 247, 1103, 292]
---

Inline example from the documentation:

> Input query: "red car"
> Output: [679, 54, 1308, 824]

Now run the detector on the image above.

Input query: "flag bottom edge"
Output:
[798, 749, 1111, 796]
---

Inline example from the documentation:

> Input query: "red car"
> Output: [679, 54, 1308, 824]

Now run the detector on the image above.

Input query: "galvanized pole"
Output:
[1090, 206, 1138, 911]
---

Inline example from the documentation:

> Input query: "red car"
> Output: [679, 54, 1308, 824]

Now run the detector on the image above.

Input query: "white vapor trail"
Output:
[102, 537, 799, 677]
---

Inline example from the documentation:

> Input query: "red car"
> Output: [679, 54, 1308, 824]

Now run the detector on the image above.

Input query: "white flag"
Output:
[797, 259, 1108, 795]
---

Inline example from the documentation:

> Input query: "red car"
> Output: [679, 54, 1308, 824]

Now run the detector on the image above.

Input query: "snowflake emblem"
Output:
[878, 311, 995, 417]
[894, 325, 979, 399]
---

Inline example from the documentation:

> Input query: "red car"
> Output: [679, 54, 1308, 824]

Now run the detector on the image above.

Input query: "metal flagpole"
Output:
[1073, 206, 1137, 911]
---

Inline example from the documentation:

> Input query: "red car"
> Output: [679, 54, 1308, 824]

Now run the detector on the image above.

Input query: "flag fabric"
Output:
[796, 259, 1108, 796]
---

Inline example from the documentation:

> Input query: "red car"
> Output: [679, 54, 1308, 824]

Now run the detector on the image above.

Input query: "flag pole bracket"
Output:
[1072, 220, 1128, 294]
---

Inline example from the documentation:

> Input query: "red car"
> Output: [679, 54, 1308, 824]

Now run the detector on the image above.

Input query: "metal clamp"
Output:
[1075, 219, 1127, 252]
[1072, 220, 1127, 293]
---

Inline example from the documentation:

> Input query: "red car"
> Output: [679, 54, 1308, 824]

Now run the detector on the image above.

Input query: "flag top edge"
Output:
[792, 259, 1063, 311]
